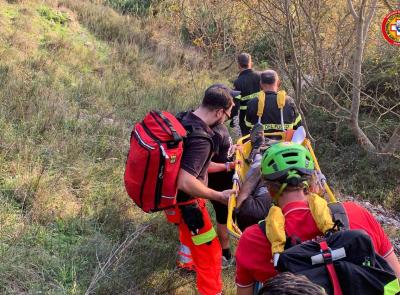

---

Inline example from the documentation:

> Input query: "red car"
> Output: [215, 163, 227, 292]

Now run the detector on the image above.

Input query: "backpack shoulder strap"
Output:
[257, 91, 265, 120]
[189, 128, 211, 140]
[176, 111, 213, 148]
[186, 127, 214, 151]
[260, 206, 287, 255]
[175, 111, 187, 122]
[258, 219, 266, 235]
[328, 202, 350, 231]
[276, 90, 286, 109]
[177, 112, 215, 178]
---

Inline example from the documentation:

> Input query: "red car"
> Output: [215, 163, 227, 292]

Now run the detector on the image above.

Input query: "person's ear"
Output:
[265, 182, 279, 196]
[277, 79, 281, 88]
[267, 185, 277, 198]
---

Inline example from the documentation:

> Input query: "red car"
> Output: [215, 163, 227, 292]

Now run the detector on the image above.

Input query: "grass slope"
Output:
[0, 0, 233, 293]
[0, 0, 398, 294]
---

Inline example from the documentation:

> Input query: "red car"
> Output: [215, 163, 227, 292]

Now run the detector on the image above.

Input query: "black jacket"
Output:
[232, 69, 261, 135]
[236, 179, 271, 231]
[245, 91, 302, 132]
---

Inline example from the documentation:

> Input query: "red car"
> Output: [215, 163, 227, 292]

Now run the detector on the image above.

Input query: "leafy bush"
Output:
[307, 109, 400, 210]
[177, 0, 252, 62]
[37, 6, 69, 25]
[105, 0, 159, 16]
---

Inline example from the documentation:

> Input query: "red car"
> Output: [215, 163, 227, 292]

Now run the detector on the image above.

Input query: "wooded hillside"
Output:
[0, 0, 398, 293]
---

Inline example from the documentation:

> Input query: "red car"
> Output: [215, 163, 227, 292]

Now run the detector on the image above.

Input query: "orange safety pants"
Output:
[166, 199, 222, 295]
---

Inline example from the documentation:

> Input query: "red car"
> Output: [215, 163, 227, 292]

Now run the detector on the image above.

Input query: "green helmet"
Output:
[261, 142, 314, 184]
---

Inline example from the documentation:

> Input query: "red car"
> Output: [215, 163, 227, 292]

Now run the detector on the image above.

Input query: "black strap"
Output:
[154, 110, 182, 143]
[175, 110, 214, 180]
[258, 219, 266, 235]
[328, 202, 350, 231]
[176, 111, 214, 152]
[175, 111, 187, 122]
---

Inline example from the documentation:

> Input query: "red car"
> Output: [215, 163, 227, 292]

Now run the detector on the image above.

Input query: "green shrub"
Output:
[247, 33, 277, 65]
[307, 109, 400, 210]
[37, 6, 69, 26]
[105, 0, 159, 16]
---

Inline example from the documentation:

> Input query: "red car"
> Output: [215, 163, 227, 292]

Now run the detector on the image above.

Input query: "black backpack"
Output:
[259, 203, 400, 295]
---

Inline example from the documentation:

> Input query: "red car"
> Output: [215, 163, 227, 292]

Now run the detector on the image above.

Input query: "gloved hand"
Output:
[180, 203, 204, 235]
[317, 172, 327, 184]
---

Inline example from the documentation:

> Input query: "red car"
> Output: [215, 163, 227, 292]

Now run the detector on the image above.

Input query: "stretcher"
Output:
[227, 127, 337, 238]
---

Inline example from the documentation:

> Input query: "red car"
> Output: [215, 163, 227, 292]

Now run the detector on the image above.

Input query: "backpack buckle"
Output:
[319, 240, 333, 264]
[273, 253, 280, 267]
[167, 140, 180, 149]
[321, 249, 333, 264]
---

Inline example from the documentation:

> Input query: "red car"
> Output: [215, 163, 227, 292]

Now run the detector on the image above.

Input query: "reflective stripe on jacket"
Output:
[245, 91, 302, 131]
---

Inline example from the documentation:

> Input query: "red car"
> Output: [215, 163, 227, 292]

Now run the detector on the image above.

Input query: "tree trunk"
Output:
[349, 0, 376, 152]
[382, 126, 400, 153]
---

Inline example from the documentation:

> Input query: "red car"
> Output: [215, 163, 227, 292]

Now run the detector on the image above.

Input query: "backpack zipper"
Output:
[154, 144, 166, 209]
[133, 129, 155, 150]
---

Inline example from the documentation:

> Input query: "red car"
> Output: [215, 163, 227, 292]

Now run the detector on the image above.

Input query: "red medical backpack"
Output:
[124, 111, 187, 212]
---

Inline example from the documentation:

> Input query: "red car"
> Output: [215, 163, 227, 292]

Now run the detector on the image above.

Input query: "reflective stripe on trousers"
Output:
[178, 198, 222, 295]
[192, 227, 217, 245]
[177, 243, 193, 264]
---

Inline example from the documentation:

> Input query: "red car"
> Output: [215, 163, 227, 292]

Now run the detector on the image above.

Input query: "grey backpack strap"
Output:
[328, 202, 350, 231]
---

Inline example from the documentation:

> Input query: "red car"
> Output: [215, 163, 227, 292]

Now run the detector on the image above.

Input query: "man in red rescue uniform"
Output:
[235, 143, 400, 295]
[173, 84, 238, 295]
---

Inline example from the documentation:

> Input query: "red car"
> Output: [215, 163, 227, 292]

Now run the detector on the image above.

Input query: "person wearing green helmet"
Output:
[260, 142, 315, 203]
[235, 142, 400, 295]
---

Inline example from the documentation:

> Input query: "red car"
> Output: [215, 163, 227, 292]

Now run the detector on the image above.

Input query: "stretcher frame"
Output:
[227, 131, 337, 238]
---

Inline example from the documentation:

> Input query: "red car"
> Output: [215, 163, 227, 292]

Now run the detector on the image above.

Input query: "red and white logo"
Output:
[381, 10, 400, 46]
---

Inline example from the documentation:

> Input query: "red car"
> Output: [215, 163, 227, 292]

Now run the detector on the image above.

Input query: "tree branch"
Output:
[301, 74, 352, 115]
[382, 0, 394, 11]
[347, 0, 360, 19]
[362, 0, 378, 44]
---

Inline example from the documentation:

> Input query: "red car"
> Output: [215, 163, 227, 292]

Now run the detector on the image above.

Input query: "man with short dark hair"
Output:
[257, 272, 326, 295]
[245, 70, 302, 132]
[175, 83, 238, 295]
[232, 53, 261, 136]
[258, 272, 326, 295]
